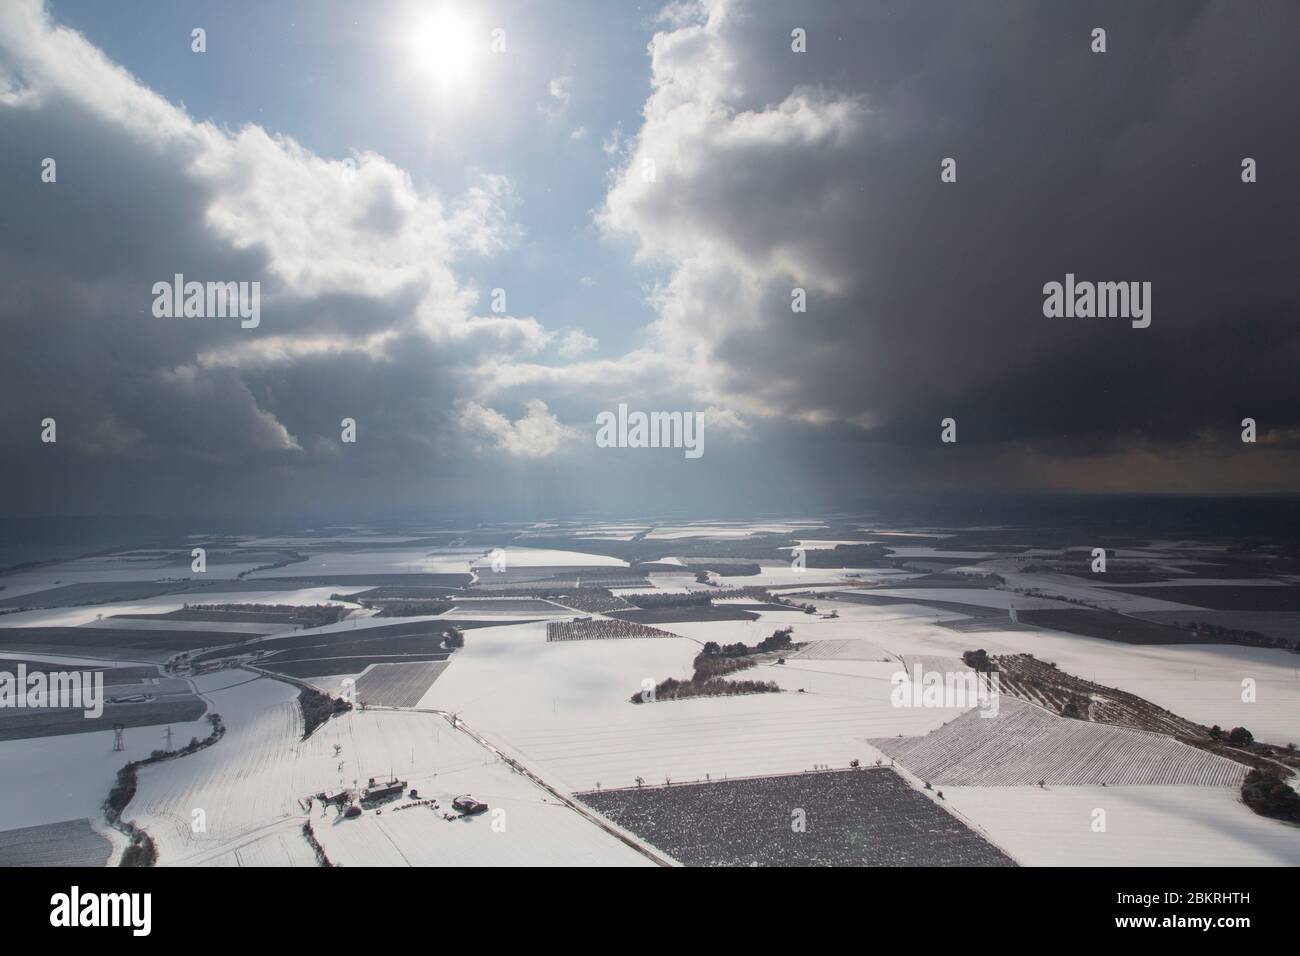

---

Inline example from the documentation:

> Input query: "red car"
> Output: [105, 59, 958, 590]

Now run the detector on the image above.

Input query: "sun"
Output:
[406, 7, 480, 88]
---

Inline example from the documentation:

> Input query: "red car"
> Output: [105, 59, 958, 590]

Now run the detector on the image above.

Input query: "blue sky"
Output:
[4, 0, 1299, 519]
[50, 0, 662, 357]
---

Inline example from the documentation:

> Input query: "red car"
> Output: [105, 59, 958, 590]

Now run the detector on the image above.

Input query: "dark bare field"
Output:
[254, 572, 473, 587]
[471, 570, 652, 590]
[0, 819, 112, 867]
[1019, 609, 1207, 644]
[473, 564, 630, 583]
[579, 768, 1014, 867]
[608, 605, 760, 624]
[0, 578, 329, 610]
[883, 573, 1003, 589]
[0, 626, 253, 658]
[1050, 571, 1169, 583]
[0, 624, 252, 655]
[192, 617, 520, 664]
[0, 659, 159, 682]
[200, 615, 537, 677]
[1096, 585, 1300, 612]
[255, 635, 453, 667]
[347, 586, 462, 600]
[114, 608, 299, 624]
[0, 655, 205, 739]
[1134, 610, 1300, 644]
[0, 697, 207, 740]
[264, 654, 451, 678]
[0, 581, 187, 609]
[831, 591, 1005, 618]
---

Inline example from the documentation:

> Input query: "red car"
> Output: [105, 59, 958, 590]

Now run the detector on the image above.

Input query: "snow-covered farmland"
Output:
[470, 548, 628, 568]
[246, 547, 475, 579]
[871, 698, 1248, 787]
[943, 785, 1300, 866]
[123, 670, 651, 866]
[0, 713, 210, 833]
[0, 586, 353, 629]
[419, 620, 968, 793]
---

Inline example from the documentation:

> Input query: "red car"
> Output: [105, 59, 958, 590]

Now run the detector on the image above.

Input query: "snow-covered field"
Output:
[948, 623, 1300, 744]
[470, 548, 628, 568]
[771, 597, 1300, 745]
[943, 785, 1300, 866]
[246, 547, 477, 578]
[4, 521, 1298, 868]
[872, 698, 1248, 787]
[419, 619, 968, 794]
[0, 586, 353, 629]
[0, 713, 210, 833]
[123, 670, 651, 866]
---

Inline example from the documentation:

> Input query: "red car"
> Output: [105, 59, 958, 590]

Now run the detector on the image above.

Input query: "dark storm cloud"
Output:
[2, 0, 1298, 522]
[603, 0, 1300, 479]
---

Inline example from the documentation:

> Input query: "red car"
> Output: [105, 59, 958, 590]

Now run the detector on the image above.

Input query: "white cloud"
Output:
[557, 329, 598, 357]
[457, 399, 578, 459]
[541, 74, 573, 118]
[597, 0, 869, 425]
[601, 124, 624, 156]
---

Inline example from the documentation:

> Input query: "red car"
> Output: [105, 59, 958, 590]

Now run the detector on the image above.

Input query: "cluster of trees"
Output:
[299, 688, 352, 738]
[693, 653, 757, 681]
[301, 820, 335, 867]
[1175, 621, 1299, 652]
[629, 675, 780, 704]
[105, 712, 225, 867]
[1241, 769, 1300, 823]
[701, 626, 795, 659]
[1209, 725, 1255, 747]
[544, 588, 628, 612]
[1059, 694, 1091, 720]
[961, 649, 997, 673]
[632, 633, 795, 704]
[375, 601, 453, 617]
[234, 550, 308, 579]
[443, 626, 465, 648]
[546, 619, 671, 641]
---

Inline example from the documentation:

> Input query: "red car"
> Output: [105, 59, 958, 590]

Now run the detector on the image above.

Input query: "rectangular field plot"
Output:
[870, 698, 1249, 788]
[354, 661, 450, 706]
[1019, 609, 1213, 645]
[1096, 585, 1300, 612]
[0, 698, 207, 741]
[546, 619, 679, 641]
[0, 656, 204, 740]
[0, 818, 112, 866]
[608, 605, 760, 624]
[260, 653, 449, 680]
[786, 639, 892, 661]
[579, 768, 1014, 866]
[448, 598, 569, 614]
[0, 625, 251, 659]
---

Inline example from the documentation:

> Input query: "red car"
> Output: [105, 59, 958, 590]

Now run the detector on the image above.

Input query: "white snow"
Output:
[943, 785, 1300, 866]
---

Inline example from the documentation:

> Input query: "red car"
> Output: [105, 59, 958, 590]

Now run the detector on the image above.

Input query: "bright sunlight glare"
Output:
[406, 7, 481, 88]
